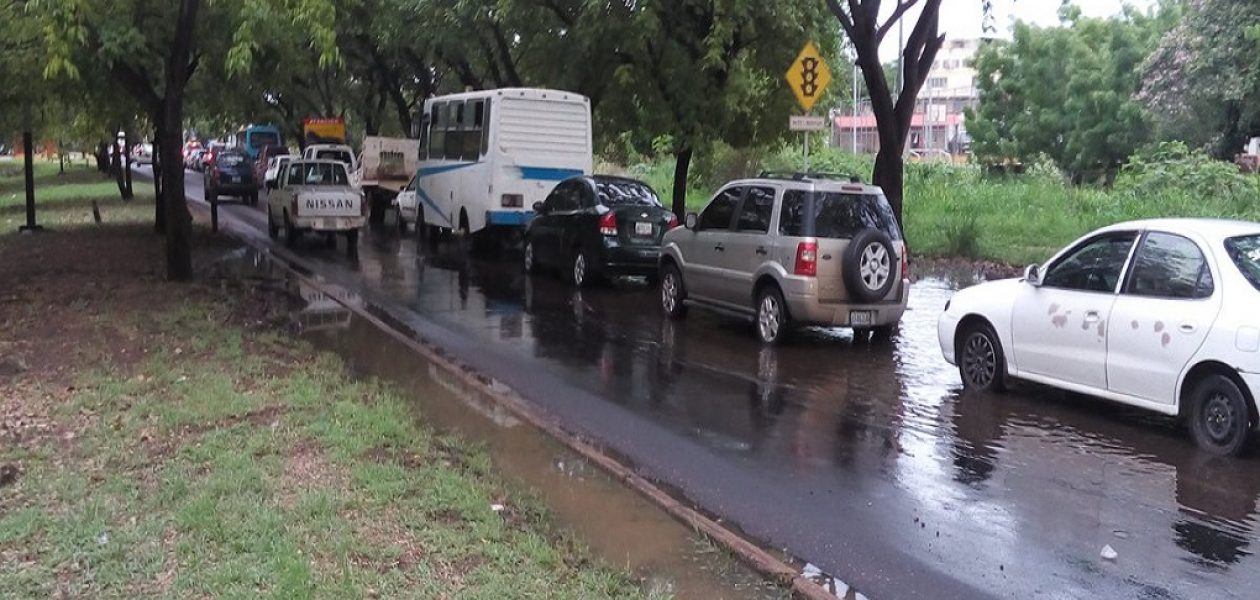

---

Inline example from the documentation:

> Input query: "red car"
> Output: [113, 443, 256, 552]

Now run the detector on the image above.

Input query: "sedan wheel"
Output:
[571, 250, 592, 287]
[1189, 375, 1251, 456]
[756, 286, 789, 345]
[524, 240, 538, 274]
[959, 324, 1006, 392]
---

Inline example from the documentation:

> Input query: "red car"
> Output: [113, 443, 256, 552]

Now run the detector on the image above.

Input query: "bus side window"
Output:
[478, 100, 492, 157]
[429, 102, 447, 159]
[445, 102, 465, 161]
[461, 100, 484, 161]
[418, 112, 431, 159]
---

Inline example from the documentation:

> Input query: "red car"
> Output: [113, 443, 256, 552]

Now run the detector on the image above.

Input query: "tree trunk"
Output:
[152, 127, 166, 234]
[159, 0, 200, 282]
[872, 147, 905, 225]
[670, 147, 692, 218]
[111, 137, 128, 199]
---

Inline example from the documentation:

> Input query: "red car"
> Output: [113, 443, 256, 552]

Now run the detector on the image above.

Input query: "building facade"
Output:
[832, 38, 982, 156]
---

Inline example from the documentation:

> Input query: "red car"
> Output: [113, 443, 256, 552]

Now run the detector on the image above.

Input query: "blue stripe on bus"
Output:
[418, 162, 479, 177]
[519, 166, 583, 181]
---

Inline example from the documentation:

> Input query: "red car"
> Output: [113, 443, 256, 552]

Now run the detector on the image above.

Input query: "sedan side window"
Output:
[734, 187, 775, 233]
[1125, 232, 1214, 299]
[1042, 233, 1137, 293]
[698, 187, 743, 231]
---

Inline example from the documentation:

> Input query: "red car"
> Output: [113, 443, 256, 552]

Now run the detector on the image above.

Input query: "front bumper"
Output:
[938, 312, 961, 365]
[782, 278, 910, 327]
[292, 216, 366, 232]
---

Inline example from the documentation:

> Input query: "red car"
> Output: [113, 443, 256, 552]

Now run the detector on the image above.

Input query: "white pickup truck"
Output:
[266, 159, 366, 255]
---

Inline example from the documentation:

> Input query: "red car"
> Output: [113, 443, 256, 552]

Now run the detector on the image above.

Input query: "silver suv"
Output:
[658, 173, 909, 344]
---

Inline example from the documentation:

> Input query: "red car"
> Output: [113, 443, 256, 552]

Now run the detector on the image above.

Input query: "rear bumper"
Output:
[292, 216, 366, 232]
[598, 244, 661, 275]
[214, 181, 257, 195]
[783, 278, 910, 327]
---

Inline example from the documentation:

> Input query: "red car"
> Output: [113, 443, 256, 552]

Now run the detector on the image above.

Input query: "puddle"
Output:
[211, 248, 810, 600]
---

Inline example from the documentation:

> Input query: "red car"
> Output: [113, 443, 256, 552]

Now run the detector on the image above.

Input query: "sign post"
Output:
[785, 42, 832, 172]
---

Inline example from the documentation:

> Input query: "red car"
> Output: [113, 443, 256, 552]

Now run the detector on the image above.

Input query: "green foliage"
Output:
[967, 6, 1175, 179]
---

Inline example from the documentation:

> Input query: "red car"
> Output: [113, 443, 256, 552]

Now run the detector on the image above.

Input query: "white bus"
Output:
[409, 88, 592, 238]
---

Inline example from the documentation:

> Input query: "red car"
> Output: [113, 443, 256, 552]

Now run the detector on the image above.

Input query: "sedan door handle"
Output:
[1179, 322, 1197, 333]
[755, 247, 768, 256]
[714, 244, 725, 252]
[1083, 310, 1101, 323]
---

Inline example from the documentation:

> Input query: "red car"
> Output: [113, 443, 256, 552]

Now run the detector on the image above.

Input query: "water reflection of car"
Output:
[940, 219, 1260, 455]
[524, 175, 677, 287]
[291, 280, 361, 332]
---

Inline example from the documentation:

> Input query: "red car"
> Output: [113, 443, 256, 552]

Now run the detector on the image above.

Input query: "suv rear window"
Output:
[1225, 235, 1260, 291]
[779, 190, 902, 240]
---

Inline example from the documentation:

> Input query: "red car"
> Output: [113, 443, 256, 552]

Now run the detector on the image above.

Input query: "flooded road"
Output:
[179, 168, 1260, 599]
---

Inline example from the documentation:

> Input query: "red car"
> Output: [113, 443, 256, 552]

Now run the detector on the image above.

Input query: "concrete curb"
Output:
[190, 201, 842, 600]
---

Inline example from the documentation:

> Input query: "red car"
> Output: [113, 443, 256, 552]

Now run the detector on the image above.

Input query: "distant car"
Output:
[659, 173, 909, 344]
[200, 142, 228, 172]
[266, 159, 366, 256]
[204, 149, 258, 205]
[184, 149, 204, 171]
[263, 155, 293, 191]
[302, 143, 357, 172]
[254, 145, 292, 186]
[523, 175, 676, 286]
[133, 143, 154, 166]
[939, 219, 1260, 456]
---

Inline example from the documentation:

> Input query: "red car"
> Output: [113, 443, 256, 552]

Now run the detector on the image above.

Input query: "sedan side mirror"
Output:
[1024, 264, 1042, 287]
[684, 213, 698, 230]
[532, 201, 546, 213]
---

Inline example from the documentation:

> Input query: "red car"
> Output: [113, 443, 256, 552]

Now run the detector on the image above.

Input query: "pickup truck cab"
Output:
[266, 159, 366, 256]
[302, 144, 357, 172]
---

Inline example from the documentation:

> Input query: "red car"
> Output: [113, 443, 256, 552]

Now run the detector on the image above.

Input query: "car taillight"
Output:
[901, 244, 911, 280]
[599, 212, 617, 236]
[794, 241, 817, 277]
[668, 214, 679, 229]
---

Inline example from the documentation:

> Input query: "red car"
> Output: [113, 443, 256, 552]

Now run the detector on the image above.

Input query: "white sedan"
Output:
[939, 219, 1260, 455]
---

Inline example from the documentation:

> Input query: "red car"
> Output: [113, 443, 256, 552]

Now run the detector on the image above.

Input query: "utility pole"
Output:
[19, 102, 42, 233]
[851, 61, 859, 153]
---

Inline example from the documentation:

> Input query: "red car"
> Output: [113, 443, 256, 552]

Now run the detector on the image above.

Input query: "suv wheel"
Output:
[1188, 375, 1251, 456]
[843, 229, 898, 303]
[755, 285, 790, 345]
[660, 264, 688, 319]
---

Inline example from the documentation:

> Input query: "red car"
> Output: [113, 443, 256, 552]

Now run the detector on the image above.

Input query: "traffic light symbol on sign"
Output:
[785, 42, 831, 113]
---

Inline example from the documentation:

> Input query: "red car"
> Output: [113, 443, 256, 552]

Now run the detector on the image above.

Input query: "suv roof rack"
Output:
[756, 171, 863, 184]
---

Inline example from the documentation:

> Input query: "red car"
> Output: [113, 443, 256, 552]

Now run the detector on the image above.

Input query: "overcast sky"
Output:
[878, 0, 1159, 61]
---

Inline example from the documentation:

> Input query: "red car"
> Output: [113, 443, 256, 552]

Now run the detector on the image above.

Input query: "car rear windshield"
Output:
[596, 180, 662, 207]
[1225, 235, 1260, 291]
[251, 132, 281, 148]
[218, 152, 246, 167]
[315, 149, 353, 164]
[779, 190, 903, 240]
[293, 163, 349, 186]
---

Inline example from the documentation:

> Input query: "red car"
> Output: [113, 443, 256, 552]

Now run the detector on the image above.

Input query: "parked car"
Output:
[133, 143, 154, 166]
[659, 173, 909, 344]
[523, 175, 676, 286]
[266, 159, 366, 256]
[939, 219, 1260, 456]
[204, 148, 258, 205]
[262, 154, 293, 191]
[184, 148, 204, 171]
[254, 145, 292, 187]
[200, 142, 228, 172]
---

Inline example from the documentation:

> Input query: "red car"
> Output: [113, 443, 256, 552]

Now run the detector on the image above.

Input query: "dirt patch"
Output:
[277, 437, 348, 508]
[913, 255, 1023, 283]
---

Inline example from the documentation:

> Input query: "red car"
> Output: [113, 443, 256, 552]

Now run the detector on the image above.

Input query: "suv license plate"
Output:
[634, 222, 653, 236]
[850, 310, 875, 326]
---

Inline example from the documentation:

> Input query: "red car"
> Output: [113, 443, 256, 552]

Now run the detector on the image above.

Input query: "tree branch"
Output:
[876, 0, 920, 43]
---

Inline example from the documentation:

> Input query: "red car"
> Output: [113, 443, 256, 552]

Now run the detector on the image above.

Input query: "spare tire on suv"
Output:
[843, 228, 898, 303]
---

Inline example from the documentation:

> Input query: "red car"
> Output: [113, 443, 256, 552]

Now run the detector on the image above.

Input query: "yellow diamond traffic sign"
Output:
[785, 41, 831, 113]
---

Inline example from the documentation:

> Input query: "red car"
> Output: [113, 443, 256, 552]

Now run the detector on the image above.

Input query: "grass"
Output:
[0, 157, 147, 231]
[620, 146, 1260, 267]
[0, 167, 663, 599]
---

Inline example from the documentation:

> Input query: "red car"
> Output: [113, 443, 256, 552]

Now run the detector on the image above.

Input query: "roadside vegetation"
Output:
[622, 141, 1260, 266]
[0, 170, 661, 599]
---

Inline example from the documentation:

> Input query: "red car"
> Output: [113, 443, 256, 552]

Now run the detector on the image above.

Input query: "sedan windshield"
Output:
[596, 180, 662, 207]
[1225, 235, 1260, 291]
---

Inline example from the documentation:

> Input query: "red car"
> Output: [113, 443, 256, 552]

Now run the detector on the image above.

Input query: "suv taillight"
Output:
[794, 241, 818, 277]
[901, 244, 910, 280]
[599, 212, 617, 236]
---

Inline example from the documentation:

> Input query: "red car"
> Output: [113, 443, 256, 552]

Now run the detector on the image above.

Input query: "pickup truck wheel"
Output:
[267, 208, 278, 239]
[284, 210, 299, 248]
[346, 229, 360, 257]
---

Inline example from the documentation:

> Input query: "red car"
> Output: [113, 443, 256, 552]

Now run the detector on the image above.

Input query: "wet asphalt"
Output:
[172, 168, 1260, 599]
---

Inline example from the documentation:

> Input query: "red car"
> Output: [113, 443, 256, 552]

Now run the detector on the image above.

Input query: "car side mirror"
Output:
[1024, 264, 1042, 287]
[532, 201, 546, 214]
[684, 213, 698, 230]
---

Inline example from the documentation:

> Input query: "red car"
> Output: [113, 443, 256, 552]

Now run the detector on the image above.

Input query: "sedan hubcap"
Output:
[573, 254, 586, 285]
[963, 333, 997, 387]
[1204, 393, 1237, 442]
[758, 296, 781, 342]
[524, 243, 534, 271]
[859, 243, 891, 291]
